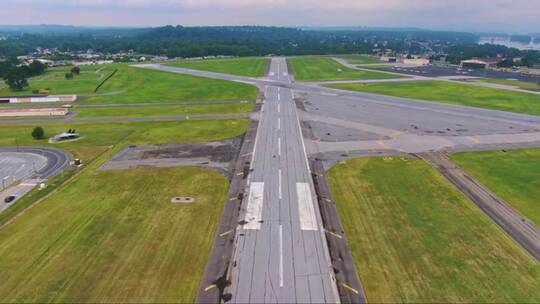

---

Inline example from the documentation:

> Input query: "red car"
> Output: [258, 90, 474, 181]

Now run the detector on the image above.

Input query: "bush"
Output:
[31, 126, 45, 140]
[71, 66, 81, 75]
[65, 72, 74, 79]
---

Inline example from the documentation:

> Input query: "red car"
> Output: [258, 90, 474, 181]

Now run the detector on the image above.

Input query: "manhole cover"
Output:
[171, 197, 195, 204]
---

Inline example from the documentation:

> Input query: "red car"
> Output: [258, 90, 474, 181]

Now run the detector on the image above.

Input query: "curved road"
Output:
[0, 147, 71, 179]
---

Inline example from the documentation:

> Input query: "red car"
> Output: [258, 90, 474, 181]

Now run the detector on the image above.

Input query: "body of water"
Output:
[479, 36, 540, 51]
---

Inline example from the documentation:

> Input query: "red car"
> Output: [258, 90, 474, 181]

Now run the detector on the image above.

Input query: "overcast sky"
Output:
[2, 0, 539, 33]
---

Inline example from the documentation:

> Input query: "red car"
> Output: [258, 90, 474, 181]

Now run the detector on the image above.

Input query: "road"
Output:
[227, 58, 339, 303]
[0, 147, 70, 213]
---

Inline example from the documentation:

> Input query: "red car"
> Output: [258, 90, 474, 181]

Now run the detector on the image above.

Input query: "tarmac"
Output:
[134, 58, 540, 303]
[0, 147, 70, 213]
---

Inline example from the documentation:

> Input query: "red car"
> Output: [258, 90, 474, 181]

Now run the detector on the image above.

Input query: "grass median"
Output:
[451, 148, 540, 226]
[75, 103, 254, 118]
[336, 54, 380, 64]
[0, 166, 228, 302]
[0, 64, 259, 104]
[165, 57, 270, 77]
[0, 117, 249, 302]
[288, 56, 401, 81]
[0, 119, 249, 162]
[327, 80, 540, 115]
[327, 156, 540, 303]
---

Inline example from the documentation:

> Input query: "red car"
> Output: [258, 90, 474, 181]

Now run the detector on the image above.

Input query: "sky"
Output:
[2, 0, 539, 33]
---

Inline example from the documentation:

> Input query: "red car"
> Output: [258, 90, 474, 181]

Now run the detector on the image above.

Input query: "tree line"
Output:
[0, 59, 47, 91]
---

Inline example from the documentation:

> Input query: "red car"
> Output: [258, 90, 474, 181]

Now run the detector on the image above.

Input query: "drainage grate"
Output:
[171, 197, 195, 204]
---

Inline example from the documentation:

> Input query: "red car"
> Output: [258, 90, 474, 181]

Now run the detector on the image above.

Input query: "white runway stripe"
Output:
[244, 182, 264, 230]
[296, 182, 318, 231]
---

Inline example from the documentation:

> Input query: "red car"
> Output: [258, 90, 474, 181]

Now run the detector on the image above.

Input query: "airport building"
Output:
[0, 107, 68, 117]
[460, 58, 501, 69]
[0, 95, 77, 104]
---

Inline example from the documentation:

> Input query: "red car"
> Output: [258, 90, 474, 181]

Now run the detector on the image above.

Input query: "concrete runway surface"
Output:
[136, 57, 540, 303]
[227, 58, 340, 303]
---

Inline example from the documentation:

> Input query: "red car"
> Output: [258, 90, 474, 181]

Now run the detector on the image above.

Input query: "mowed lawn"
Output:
[472, 78, 540, 91]
[288, 56, 401, 81]
[166, 57, 270, 77]
[0, 64, 259, 104]
[0, 166, 228, 303]
[336, 54, 380, 64]
[0, 119, 249, 162]
[451, 148, 540, 226]
[75, 103, 254, 118]
[327, 157, 540, 303]
[327, 80, 540, 115]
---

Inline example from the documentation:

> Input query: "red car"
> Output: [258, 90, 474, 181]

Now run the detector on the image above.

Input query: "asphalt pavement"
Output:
[0, 147, 70, 213]
[227, 58, 339, 303]
[135, 58, 540, 303]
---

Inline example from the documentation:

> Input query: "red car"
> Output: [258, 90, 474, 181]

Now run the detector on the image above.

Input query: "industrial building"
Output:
[0, 108, 68, 117]
[460, 58, 501, 69]
[0, 95, 77, 104]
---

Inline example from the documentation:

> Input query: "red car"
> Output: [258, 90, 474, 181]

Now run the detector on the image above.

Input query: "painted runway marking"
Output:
[279, 224, 283, 287]
[296, 182, 318, 231]
[244, 182, 264, 230]
[291, 88, 311, 174]
[277, 103, 280, 113]
[278, 169, 282, 200]
[278, 137, 281, 156]
[277, 118, 281, 130]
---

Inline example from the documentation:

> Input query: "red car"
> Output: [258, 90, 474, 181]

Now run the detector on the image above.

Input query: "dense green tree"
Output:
[31, 126, 45, 140]
[71, 66, 80, 75]
[28, 60, 47, 76]
[4, 68, 28, 91]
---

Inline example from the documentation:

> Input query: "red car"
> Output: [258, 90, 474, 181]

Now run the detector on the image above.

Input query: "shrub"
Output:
[31, 126, 45, 140]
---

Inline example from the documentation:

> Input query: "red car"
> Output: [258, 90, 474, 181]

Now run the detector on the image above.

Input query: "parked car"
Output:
[4, 196, 15, 203]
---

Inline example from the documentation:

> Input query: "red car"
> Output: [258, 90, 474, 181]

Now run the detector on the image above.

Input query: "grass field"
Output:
[451, 148, 540, 226]
[0, 116, 249, 301]
[0, 166, 228, 302]
[336, 54, 380, 64]
[165, 57, 270, 77]
[288, 56, 402, 81]
[327, 157, 540, 303]
[0, 64, 259, 104]
[471, 78, 540, 91]
[75, 103, 254, 118]
[0, 119, 249, 162]
[327, 80, 540, 115]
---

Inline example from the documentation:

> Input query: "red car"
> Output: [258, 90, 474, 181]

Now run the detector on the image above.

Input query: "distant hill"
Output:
[0, 24, 147, 37]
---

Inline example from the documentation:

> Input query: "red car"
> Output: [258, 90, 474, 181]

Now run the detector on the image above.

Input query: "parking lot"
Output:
[369, 65, 540, 83]
[0, 152, 48, 211]
[0, 152, 47, 190]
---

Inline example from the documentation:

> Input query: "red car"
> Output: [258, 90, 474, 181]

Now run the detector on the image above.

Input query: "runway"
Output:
[227, 58, 339, 303]
[135, 58, 540, 303]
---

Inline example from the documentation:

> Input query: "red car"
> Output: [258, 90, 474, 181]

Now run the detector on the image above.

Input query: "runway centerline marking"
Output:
[279, 224, 284, 287]
[296, 182, 318, 231]
[278, 169, 282, 200]
[244, 182, 264, 230]
[278, 137, 281, 156]
[277, 118, 281, 130]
